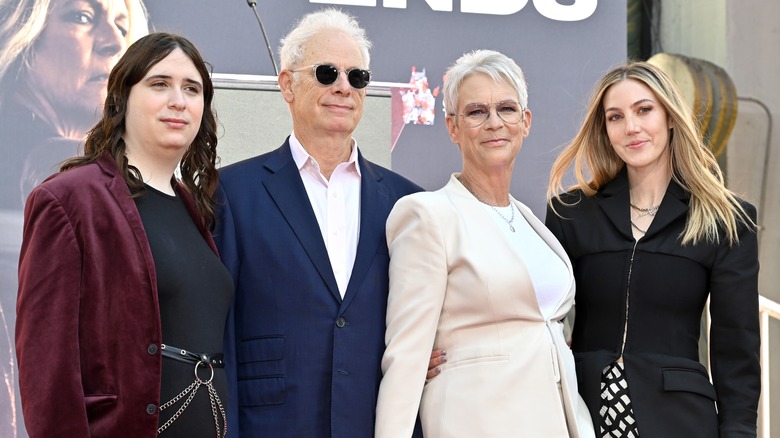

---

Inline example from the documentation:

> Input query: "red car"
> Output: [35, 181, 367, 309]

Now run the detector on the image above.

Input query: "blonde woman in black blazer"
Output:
[545, 61, 760, 437]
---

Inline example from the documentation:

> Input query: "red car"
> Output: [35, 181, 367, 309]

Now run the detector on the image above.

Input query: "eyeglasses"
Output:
[291, 64, 371, 89]
[453, 101, 524, 128]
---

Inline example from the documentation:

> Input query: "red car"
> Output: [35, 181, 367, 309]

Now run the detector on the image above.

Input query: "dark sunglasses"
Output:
[292, 64, 371, 89]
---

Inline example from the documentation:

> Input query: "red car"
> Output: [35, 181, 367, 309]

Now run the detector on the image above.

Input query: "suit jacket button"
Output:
[146, 404, 157, 415]
[147, 344, 158, 355]
[336, 317, 346, 328]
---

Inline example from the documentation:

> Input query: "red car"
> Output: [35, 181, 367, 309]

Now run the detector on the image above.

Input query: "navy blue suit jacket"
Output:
[214, 140, 422, 437]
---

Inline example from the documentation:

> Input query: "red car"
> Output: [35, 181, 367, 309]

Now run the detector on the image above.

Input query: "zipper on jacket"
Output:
[618, 239, 640, 359]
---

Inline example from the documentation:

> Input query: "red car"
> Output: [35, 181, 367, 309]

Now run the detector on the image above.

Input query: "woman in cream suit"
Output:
[375, 50, 593, 437]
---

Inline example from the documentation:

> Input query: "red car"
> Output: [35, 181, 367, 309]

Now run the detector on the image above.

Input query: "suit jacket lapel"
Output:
[262, 142, 341, 301]
[97, 154, 158, 291]
[513, 198, 576, 319]
[597, 168, 690, 240]
[643, 179, 689, 238]
[341, 154, 388, 308]
[515, 200, 574, 279]
[600, 190, 634, 241]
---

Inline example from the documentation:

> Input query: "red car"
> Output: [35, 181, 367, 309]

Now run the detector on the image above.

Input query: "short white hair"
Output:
[278, 8, 371, 70]
[443, 49, 528, 114]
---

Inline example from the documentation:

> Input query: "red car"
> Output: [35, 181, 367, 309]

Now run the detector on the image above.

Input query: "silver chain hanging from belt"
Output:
[157, 344, 227, 437]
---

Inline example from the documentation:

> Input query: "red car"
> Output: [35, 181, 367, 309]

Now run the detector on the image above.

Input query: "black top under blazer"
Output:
[545, 169, 760, 438]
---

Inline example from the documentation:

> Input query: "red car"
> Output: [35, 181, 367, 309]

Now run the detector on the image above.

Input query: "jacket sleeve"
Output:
[16, 187, 90, 437]
[375, 194, 447, 438]
[708, 203, 760, 438]
[212, 182, 241, 438]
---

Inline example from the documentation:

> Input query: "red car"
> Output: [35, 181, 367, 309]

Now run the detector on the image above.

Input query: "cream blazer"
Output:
[375, 174, 592, 438]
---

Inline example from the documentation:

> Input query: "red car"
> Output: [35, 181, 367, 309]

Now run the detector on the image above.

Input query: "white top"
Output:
[289, 132, 361, 297]
[485, 203, 569, 320]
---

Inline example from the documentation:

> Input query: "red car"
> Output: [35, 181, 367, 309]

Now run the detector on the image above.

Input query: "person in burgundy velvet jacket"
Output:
[15, 33, 229, 437]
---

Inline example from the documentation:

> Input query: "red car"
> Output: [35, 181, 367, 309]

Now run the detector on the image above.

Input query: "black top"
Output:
[135, 185, 233, 436]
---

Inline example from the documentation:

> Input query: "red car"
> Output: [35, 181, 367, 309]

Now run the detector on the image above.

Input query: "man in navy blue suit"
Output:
[214, 8, 422, 437]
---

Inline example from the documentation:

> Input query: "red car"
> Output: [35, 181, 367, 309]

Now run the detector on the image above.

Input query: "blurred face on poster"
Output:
[20, 0, 135, 137]
[0, 0, 148, 205]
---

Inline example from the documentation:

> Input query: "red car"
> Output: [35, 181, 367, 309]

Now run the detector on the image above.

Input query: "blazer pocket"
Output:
[662, 368, 717, 400]
[444, 353, 509, 371]
[238, 336, 284, 364]
[238, 376, 286, 406]
[85, 393, 118, 423]
[237, 336, 286, 406]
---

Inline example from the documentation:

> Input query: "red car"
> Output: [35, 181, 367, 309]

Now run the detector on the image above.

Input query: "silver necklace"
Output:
[488, 203, 516, 233]
[630, 202, 660, 219]
[630, 220, 647, 234]
[458, 176, 516, 232]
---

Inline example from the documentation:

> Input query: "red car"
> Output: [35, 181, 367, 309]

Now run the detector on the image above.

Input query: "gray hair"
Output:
[443, 49, 528, 114]
[278, 8, 371, 70]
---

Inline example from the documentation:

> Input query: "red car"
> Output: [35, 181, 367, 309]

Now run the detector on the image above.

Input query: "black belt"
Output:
[160, 343, 224, 368]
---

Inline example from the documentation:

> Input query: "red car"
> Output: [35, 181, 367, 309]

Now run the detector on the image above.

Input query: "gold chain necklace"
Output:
[630, 201, 658, 235]
[630, 202, 660, 219]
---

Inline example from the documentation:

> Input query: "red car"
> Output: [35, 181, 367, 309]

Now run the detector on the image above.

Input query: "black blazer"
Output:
[545, 170, 760, 438]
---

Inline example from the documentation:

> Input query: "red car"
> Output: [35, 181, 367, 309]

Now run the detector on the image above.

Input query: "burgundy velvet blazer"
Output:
[16, 153, 217, 437]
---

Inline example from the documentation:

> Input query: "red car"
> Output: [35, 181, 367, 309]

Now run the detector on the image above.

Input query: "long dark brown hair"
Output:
[61, 32, 219, 227]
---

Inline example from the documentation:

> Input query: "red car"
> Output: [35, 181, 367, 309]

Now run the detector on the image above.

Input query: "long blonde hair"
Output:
[547, 61, 754, 245]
